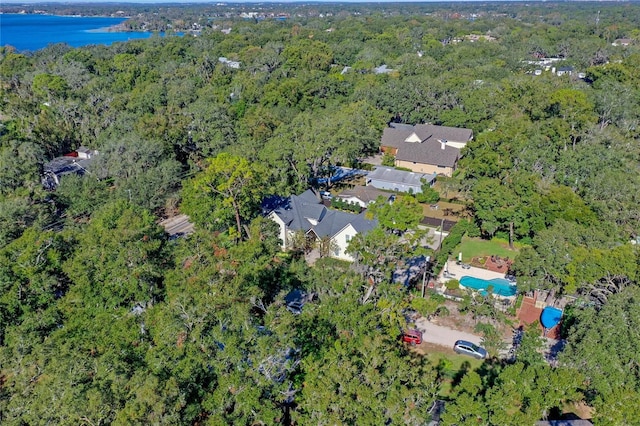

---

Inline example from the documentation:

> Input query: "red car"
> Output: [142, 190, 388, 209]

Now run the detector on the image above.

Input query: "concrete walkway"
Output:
[440, 259, 507, 283]
[415, 317, 484, 349]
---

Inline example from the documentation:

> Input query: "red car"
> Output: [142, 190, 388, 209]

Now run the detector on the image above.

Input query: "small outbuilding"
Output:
[366, 166, 436, 194]
[336, 185, 394, 208]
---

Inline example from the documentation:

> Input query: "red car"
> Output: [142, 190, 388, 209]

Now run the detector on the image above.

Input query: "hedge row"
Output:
[434, 219, 471, 273]
[331, 198, 363, 213]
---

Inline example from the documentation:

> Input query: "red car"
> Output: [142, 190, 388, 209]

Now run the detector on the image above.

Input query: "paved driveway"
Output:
[415, 317, 484, 349]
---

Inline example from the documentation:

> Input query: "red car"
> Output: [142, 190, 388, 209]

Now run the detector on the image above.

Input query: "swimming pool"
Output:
[459, 276, 517, 297]
[540, 306, 563, 328]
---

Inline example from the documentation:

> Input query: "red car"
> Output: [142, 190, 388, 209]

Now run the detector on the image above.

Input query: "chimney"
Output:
[439, 139, 447, 150]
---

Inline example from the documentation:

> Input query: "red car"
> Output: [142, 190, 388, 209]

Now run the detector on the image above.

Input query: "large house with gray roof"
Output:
[380, 123, 473, 177]
[266, 190, 376, 261]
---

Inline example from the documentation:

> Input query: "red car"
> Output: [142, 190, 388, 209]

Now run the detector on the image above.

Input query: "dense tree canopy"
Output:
[1, 2, 640, 424]
[561, 286, 640, 424]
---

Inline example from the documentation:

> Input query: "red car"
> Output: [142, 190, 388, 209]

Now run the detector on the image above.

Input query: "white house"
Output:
[336, 186, 394, 208]
[266, 190, 376, 261]
[218, 57, 241, 69]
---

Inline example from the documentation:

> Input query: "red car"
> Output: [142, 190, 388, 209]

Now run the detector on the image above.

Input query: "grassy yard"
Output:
[418, 343, 485, 396]
[421, 201, 468, 220]
[454, 236, 523, 262]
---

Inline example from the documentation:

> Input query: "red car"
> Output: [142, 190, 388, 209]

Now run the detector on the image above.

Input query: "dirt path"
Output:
[415, 317, 484, 349]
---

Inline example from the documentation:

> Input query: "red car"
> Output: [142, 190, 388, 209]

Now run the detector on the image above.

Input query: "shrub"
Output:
[495, 231, 509, 241]
[331, 198, 362, 214]
[466, 221, 481, 238]
[359, 162, 374, 171]
[435, 219, 470, 272]
[381, 152, 395, 167]
[416, 186, 440, 203]
[445, 279, 460, 291]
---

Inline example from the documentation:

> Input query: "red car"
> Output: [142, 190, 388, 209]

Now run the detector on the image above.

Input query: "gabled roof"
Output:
[314, 210, 375, 238]
[395, 138, 460, 168]
[43, 156, 92, 176]
[367, 166, 436, 186]
[613, 38, 632, 45]
[271, 189, 325, 232]
[374, 64, 394, 74]
[535, 421, 593, 426]
[269, 189, 376, 238]
[381, 123, 473, 148]
[337, 186, 393, 204]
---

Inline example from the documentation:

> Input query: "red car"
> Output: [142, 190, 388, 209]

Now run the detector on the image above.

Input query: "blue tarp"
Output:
[316, 167, 368, 185]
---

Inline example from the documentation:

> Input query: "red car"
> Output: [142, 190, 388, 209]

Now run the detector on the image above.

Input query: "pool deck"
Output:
[440, 259, 507, 282]
[438, 260, 515, 298]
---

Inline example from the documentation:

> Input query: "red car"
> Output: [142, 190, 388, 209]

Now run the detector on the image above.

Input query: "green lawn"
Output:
[454, 236, 523, 263]
[424, 348, 485, 396]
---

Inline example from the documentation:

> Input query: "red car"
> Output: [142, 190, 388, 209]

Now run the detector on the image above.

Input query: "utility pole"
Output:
[438, 216, 445, 250]
[422, 255, 431, 298]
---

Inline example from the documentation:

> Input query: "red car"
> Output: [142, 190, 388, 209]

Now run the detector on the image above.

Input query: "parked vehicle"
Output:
[453, 340, 487, 359]
[402, 329, 423, 346]
[285, 289, 307, 315]
[286, 301, 304, 315]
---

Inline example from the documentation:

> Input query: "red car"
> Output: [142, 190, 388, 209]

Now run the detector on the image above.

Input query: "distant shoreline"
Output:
[86, 23, 130, 33]
[0, 13, 160, 51]
[1, 12, 135, 34]
[0, 11, 131, 20]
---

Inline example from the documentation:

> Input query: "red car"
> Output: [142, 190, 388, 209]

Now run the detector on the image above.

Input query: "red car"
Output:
[402, 329, 423, 346]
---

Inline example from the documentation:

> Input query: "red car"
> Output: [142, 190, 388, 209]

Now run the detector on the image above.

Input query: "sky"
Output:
[3, 0, 498, 3]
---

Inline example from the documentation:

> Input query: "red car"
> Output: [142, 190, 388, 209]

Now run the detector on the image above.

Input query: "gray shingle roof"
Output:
[374, 64, 394, 74]
[337, 186, 392, 204]
[313, 210, 375, 237]
[395, 138, 460, 168]
[43, 156, 93, 176]
[270, 189, 376, 238]
[367, 166, 436, 186]
[381, 123, 473, 148]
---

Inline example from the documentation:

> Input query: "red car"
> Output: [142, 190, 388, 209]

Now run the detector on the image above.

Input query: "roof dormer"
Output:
[404, 132, 422, 143]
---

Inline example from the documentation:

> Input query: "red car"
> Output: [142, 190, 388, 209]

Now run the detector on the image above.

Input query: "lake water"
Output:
[0, 14, 160, 52]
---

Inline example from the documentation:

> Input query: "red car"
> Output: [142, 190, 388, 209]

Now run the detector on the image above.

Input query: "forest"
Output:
[1, 2, 640, 424]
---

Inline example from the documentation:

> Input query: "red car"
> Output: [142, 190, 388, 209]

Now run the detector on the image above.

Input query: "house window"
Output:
[345, 235, 351, 242]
